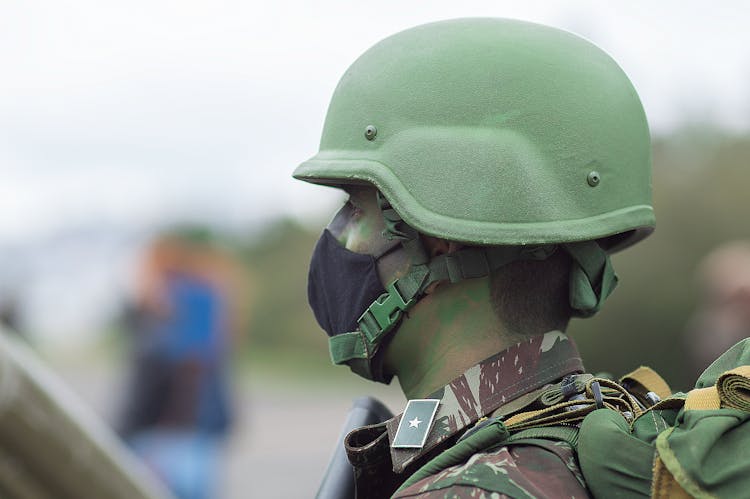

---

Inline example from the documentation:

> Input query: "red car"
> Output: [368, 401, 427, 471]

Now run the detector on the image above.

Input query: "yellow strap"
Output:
[621, 366, 672, 400]
[651, 455, 693, 499]
[489, 384, 552, 419]
[503, 398, 597, 428]
[504, 405, 561, 427]
[504, 376, 645, 428]
[684, 386, 721, 411]
[723, 365, 750, 378]
[653, 427, 717, 499]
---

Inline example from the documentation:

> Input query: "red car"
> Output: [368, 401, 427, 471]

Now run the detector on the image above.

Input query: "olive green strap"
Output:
[563, 241, 618, 317]
[717, 366, 750, 411]
[328, 332, 369, 362]
[428, 245, 556, 284]
[506, 425, 580, 448]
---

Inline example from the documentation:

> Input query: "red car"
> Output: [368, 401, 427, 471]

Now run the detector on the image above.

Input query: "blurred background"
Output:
[1, 0, 750, 497]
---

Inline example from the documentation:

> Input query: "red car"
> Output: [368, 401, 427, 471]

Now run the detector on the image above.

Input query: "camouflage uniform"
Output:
[345, 331, 590, 498]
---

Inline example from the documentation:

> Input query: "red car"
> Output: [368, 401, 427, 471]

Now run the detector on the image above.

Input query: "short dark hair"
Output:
[490, 249, 573, 337]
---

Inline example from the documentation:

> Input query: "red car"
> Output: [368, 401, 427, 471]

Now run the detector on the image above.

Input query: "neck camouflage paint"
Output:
[384, 276, 517, 399]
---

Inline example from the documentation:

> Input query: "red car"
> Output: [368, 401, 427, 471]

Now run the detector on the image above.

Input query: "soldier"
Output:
[295, 18, 653, 498]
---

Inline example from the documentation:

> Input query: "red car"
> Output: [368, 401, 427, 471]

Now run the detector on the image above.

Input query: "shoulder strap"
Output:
[505, 425, 580, 449]
[621, 366, 672, 401]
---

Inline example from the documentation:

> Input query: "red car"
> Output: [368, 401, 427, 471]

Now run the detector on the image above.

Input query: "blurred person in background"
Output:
[117, 229, 245, 499]
[684, 240, 750, 379]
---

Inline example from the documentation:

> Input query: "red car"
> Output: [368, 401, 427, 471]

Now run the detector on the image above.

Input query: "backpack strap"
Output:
[621, 366, 672, 401]
[505, 425, 580, 449]
[716, 366, 750, 411]
[683, 387, 721, 411]
[683, 365, 750, 411]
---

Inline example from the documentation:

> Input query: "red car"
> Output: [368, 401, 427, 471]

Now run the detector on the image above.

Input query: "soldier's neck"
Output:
[384, 277, 520, 400]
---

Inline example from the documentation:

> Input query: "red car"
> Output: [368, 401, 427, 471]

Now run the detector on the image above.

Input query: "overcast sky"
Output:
[1, 0, 749, 245]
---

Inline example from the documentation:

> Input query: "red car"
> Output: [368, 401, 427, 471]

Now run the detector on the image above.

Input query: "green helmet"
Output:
[294, 18, 653, 250]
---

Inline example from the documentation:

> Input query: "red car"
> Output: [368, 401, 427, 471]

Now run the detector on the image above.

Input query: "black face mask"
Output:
[308, 229, 400, 337]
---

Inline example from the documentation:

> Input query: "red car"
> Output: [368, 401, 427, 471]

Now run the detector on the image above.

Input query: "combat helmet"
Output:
[295, 18, 654, 381]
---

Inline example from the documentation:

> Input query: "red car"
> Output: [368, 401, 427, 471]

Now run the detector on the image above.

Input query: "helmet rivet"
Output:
[364, 125, 378, 141]
[587, 171, 601, 187]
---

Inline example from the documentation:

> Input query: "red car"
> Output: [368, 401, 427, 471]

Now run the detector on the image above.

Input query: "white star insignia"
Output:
[408, 417, 422, 429]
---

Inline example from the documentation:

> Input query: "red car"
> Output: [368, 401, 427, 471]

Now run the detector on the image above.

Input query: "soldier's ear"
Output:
[421, 235, 463, 258]
[421, 236, 464, 294]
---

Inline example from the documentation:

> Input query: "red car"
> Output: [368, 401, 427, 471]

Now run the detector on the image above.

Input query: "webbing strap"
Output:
[683, 386, 721, 411]
[503, 399, 597, 429]
[681, 365, 750, 411]
[539, 374, 593, 406]
[377, 192, 429, 266]
[329, 331, 369, 362]
[503, 377, 644, 430]
[429, 245, 557, 284]
[563, 241, 618, 317]
[717, 366, 750, 411]
[621, 366, 673, 400]
[506, 425, 580, 449]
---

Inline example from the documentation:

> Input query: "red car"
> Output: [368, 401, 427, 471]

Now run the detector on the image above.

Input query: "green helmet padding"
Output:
[294, 18, 654, 250]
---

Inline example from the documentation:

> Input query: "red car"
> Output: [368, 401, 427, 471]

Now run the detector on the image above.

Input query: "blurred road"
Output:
[51, 356, 404, 497]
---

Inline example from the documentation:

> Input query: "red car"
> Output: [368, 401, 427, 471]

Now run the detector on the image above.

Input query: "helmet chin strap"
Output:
[328, 193, 618, 383]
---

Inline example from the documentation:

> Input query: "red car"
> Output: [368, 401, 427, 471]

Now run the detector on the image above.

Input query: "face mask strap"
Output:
[377, 192, 429, 266]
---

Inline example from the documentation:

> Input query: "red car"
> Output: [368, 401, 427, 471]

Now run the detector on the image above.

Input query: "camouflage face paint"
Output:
[384, 277, 508, 398]
[328, 185, 388, 254]
[328, 185, 411, 286]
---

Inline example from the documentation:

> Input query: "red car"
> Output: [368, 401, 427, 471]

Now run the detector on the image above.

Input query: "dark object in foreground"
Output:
[316, 397, 393, 499]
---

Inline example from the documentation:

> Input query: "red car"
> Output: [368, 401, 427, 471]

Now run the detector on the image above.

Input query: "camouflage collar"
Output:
[385, 331, 584, 473]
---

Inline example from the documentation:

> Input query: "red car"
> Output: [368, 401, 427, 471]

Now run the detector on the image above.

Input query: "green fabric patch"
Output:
[661, 408, 750, 497]
[579, 409, 655, 498]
